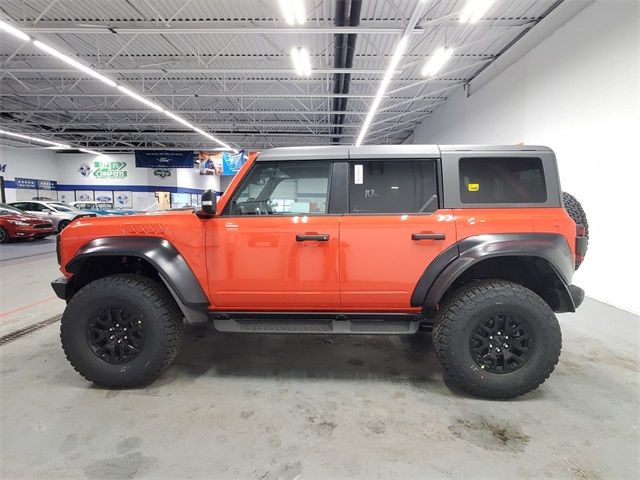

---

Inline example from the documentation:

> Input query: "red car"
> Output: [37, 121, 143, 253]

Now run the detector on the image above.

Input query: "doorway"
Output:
[156, 191, 170, 210]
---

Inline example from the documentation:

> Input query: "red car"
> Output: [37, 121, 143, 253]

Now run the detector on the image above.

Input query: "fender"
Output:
[66, 236, 209, 323]
[411, 233, 576, 312]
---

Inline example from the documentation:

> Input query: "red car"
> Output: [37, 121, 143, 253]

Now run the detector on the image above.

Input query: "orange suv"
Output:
[52, 145, 588, 399]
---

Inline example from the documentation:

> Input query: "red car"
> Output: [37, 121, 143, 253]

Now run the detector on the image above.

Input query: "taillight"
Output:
[575, 224, 587, 269]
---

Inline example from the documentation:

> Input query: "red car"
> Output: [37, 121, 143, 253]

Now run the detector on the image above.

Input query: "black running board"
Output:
[210, 312, 421, 334]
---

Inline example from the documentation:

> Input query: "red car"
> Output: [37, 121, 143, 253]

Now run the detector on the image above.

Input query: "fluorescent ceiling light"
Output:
[459, 0, 495, 24]
[163, 110, 194, 129]
[0, 20, 30, 41]
[0, 129, 70, 149]
[33, 40, 117, 87]
[290, 46, 312, 77]
[117, 85, 163, 112]
[1, 21, 233, 152]
[355, 36, 408, 147]
[79, 148, 102, 155]
[422, 47, 455, 77]
[280, 0, 306, 25]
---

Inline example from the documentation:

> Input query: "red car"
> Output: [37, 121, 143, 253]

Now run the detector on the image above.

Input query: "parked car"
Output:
[69, 201, 135, 216]
[53, 145, 588, 399]
[10, 200, 96, 232]
[0, 203, 55, 243]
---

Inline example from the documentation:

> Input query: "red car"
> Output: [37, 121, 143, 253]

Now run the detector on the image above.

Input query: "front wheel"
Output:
[0, 226, 10, 244]
[57, 220, 70, 232]
[60, 274, 184, 388]
[433, 280, 561, 399]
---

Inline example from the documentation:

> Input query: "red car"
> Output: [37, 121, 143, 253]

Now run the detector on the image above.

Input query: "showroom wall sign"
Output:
[153, 168, 172, 179]
[79, 161, 128, 179]
[197, 150, 247, 176]
[134, 150, 196, 169]
[0, 163, 6, 173]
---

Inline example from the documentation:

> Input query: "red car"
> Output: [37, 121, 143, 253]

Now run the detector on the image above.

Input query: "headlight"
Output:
[8, 220, 30, 226]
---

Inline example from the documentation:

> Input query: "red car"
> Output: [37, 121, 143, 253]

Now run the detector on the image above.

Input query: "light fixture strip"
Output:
[0, 19, 235, 150]
[117, 85, 163, 112]
[291, 47, 312, 77]
[279, 0, 306, 26]
[0, 128, 70, 149]
[422, 47, 455, 77]
[459, 0, 495, 24]
[355, 36, 408, 146]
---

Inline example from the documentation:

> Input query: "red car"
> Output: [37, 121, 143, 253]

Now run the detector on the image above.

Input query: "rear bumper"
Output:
[51, 276, 69, 300]
[569, 284, 585, 309]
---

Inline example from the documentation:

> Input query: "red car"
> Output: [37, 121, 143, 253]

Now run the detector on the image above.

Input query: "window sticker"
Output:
[468, 183, 480, 192]
[354, 164, 363, 184]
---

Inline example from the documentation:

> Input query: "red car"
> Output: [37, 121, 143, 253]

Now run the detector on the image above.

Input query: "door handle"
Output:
[296, 234, 330, 242]
[412, 233, 446, 241]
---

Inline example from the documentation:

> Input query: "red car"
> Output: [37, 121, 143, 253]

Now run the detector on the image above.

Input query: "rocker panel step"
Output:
[211, 313, 421, 335]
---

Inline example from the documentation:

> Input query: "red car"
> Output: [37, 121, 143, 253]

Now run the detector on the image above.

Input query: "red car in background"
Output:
[0, 203, 56, 243]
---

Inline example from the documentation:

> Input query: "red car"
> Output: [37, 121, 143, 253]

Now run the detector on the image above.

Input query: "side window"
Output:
[27, 202, 45, 211]
[228, 161, 332, 215]
[459, 157, 547, 204]
[12, 202, 27, 210]
[349, 160, 438, 214]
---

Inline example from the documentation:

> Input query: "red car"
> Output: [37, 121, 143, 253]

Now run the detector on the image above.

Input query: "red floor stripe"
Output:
[0, 296, 58, 318]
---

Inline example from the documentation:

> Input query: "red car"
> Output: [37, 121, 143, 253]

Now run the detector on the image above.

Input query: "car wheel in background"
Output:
[0, 226, 10, 244]
[57, 220, 70, 232]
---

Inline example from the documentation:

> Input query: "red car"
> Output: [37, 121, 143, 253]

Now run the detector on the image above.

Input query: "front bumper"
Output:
[569, 284, 585, 309]
[51, 276, 69, 300]
[13, 226, 55, 238]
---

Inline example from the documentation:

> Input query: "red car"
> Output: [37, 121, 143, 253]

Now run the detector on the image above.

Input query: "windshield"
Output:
[48, 203, 76, 212]
[0, 204, 24, 215]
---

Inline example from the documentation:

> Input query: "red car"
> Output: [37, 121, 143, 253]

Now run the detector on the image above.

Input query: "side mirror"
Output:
[197, 189, 217, 218]
[42, 208, 52, 214]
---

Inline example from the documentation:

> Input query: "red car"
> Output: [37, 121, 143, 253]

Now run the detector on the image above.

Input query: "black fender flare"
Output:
[411, 233, 576, 312]
[66, 236, 209, 323]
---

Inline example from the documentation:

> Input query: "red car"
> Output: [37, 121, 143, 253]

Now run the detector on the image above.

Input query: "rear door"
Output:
[339, 158, 457, 310]
[207, 160, 341, 309]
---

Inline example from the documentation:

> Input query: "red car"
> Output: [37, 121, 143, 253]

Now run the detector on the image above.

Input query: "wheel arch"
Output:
[413, 233, 577, 314]
[64, 236, 209, 324]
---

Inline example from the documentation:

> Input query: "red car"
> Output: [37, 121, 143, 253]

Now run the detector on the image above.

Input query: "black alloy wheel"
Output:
[469, 314, 532, 374]
[86, 306, 144, 364]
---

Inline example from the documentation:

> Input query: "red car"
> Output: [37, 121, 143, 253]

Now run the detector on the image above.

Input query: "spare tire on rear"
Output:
[562, 192, 588, 269]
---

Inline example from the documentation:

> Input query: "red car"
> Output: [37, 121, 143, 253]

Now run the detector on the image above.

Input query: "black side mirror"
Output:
[197, 189, 217, 218]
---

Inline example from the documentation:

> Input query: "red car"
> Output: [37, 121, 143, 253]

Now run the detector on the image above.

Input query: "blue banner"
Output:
[222, 151, 247, 175]
[14, 177, 37, 189]
[134, 150, 196, 169]
[36, 179, 58, 190]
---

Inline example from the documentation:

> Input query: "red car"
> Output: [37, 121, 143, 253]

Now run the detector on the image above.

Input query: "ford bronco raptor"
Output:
[52, 145, 588, 399]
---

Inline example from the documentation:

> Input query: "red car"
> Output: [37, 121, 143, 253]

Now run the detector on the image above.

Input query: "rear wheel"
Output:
[60, 274, 184, 388]
[433, 279, 561, 399]
[0, 226, 10, 244]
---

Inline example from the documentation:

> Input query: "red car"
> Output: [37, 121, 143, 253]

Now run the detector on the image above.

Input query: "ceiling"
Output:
[0, 0, 562, 152]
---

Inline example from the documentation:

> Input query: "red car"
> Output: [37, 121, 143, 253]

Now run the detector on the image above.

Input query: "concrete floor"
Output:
[0, 244, 639, 479]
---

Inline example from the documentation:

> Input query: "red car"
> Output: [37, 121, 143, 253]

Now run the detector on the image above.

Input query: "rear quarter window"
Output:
[459, 157, 547, 204]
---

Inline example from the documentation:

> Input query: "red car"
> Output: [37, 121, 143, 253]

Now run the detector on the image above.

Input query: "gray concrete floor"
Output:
[0, 244, 639, 479]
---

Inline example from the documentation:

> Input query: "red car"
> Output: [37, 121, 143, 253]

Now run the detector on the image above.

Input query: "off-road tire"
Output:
[433, 280, 561, 399]
[57, 220, 70, 232]
[60, 274, 184, 388]
[562, 191, 588, 268]
[0, 226, 10, 244]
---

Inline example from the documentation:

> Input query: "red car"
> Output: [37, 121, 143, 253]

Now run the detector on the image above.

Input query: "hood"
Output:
[0, 212, 53, 225]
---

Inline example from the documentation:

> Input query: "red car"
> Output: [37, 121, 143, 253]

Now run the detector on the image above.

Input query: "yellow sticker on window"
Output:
[468, 183, 479, 192]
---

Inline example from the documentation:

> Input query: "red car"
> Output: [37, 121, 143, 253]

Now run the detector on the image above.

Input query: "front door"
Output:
[207, 160, 340, 310]
[340, 159, 457, 310]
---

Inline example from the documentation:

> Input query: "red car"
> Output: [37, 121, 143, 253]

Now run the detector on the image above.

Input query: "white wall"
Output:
[0, 146, 59, 202]
[407, 0, 640, 314]
[0, 148, 220, 208]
